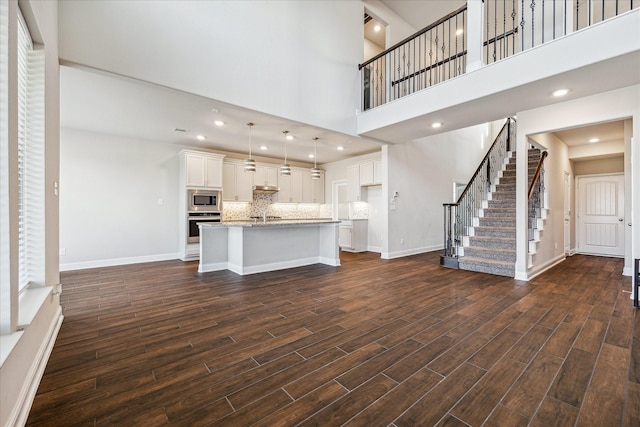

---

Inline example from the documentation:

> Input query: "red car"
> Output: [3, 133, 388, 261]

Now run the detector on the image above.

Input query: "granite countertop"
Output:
[200, 218, 340, 228]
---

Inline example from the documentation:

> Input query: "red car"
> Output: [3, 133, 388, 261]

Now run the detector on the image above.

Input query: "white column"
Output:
[466, 0, 484, 72]
[514, 124, 529, 281]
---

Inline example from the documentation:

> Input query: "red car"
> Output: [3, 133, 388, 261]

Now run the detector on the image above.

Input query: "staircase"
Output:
[457, 148, 543, 277]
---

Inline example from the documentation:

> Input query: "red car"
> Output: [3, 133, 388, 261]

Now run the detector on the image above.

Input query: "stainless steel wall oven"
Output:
[187, 212, 221, 243]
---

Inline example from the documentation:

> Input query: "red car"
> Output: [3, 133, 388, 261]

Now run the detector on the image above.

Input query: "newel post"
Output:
[466, 0, 484, 72]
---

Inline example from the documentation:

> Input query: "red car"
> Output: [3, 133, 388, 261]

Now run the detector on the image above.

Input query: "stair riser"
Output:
[464, 248, 515, 262]
[458, 261, 514, 277]
[491, 191, 516, 200]
[468, 238, 515, 249]
[487, 200, 516, 209]
[479, 218, 515, 227]
[483, 209, 515, 218]
[474, 227, 516, 238]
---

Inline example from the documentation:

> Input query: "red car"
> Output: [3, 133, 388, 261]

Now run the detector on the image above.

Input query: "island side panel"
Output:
[241, 225, 321, 275]
[318, 223, 341, 266]
[198, 226, 229, 273]
[227, 226, 245, 275]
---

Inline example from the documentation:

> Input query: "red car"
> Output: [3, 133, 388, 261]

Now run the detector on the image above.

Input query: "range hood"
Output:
[252, 185, 279, 194]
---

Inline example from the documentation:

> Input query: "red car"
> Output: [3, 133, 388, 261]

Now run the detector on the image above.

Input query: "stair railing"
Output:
[528, 150, 548, 240]
[442, 117, 515, 262]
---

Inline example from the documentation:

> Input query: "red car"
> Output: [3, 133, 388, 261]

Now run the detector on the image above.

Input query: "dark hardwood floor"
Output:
[27, 252, 639, 426]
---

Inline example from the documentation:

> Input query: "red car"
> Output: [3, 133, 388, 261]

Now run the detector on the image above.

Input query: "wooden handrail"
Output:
[528, 151, 548, 200]
[455, 118, 511, 204]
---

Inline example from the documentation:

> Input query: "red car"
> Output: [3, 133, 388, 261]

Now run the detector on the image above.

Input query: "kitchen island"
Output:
[198, 219, 341, 275]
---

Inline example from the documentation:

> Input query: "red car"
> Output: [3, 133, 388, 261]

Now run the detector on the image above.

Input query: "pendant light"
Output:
[244, 122, 256, 172]
[280, 130, 291, 176]
[310, 137, 321, 179]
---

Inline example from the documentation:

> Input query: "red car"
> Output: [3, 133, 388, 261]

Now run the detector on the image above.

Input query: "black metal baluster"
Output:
[542, 0, 545, 43]
[521, 0, 526, 52]
[429, 29, 433, 87]
[493, 0, 498, 62]
[552, 0, 556, 40]
[531, 0, 536, 48]
[512, 0, 517, 55]
[486, 1, 490, 63]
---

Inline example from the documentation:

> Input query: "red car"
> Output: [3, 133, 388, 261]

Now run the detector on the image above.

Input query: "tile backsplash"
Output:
[223, 193, 332, 220]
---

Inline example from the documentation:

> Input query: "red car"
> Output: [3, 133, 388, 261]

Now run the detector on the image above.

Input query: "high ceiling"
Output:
[60, 66, 385, 165]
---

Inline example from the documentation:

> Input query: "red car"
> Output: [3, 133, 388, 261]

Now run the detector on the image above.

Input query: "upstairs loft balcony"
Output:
[357, 0, 640, 143]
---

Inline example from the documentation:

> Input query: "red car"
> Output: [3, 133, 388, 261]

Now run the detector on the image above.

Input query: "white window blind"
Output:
[17, 11, 44, 292]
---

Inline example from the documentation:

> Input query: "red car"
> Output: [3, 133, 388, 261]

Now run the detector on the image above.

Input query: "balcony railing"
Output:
[360, 0, 638, 110]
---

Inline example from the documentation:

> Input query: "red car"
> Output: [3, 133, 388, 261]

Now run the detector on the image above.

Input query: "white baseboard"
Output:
[198, 261, 228, 273]
[526, 254, 566, 281]
[367, 245, 382, 253]
[60, 252, 181, 271]
[9, 306, 63, 427]
[381, 244, 442, 260]
[228, 257, 325, 275]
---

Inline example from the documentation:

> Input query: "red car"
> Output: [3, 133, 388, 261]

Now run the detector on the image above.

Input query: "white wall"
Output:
[384, 121, 500, 258]
[573, 157, 624, 176]
[527, 132, 572, 275]
[59, 129, 183, 269]
[516, 85, 639, 279]
[57, 1, 364, 136]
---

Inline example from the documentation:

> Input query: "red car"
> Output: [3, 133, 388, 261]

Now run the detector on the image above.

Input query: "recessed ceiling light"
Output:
[432, 122, 442, 128]
[309, 154, 315, 159]
[456, 29, 463, 36]
[337, 146, 344, 151]
[589, 138, 600, 143]
[286, 134, 294, 140]
[260, 145, 268, 150]
[196, 135, 206, 140]
[214, 120, 225, 126]
[552, 88, 569, 97]
[374, 24, 381, 32]
[211, 108, 220, 113]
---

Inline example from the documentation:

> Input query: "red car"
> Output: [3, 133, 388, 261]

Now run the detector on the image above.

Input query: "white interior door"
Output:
[577, 174, 625, 257]
[564, 172, 571, 255]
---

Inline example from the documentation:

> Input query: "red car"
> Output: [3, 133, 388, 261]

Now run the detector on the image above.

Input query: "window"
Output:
[0, 5, 45, 335]
[16, 11, 44, 293]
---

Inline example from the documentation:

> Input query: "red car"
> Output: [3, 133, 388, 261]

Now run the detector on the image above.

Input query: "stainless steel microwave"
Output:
[187, 189, 221, 212]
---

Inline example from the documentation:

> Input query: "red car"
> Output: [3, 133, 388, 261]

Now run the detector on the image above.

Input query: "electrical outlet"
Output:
[59, 248, 66, 256]
[400, 238, 404, 245]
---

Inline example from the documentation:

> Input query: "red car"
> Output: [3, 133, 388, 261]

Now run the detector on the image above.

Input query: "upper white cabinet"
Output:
[277, 169, 303, 203]
[255, 165, 278, 187]
[223, 161, 254, 202]
[346, 157, 382, 201]
[347, 164, 362, 202]
[302, 170, 325, 204]
[359, 162, 374, 186]
[374, 160, 382, 184]
[183, 151, 224, 188]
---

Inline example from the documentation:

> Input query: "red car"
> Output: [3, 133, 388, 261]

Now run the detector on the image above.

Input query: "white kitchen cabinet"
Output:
[184, 151, 224, 188]
[302, 170, 325, 204]
[277, 169, 303, 203]
[255, 164, 278, 187]
[346, 165, 362, 202]
[374, 160, 382, 184]
[339, 219, 368, 252]
[359, 162, 374, 186]
[223, 162, 253, 202]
